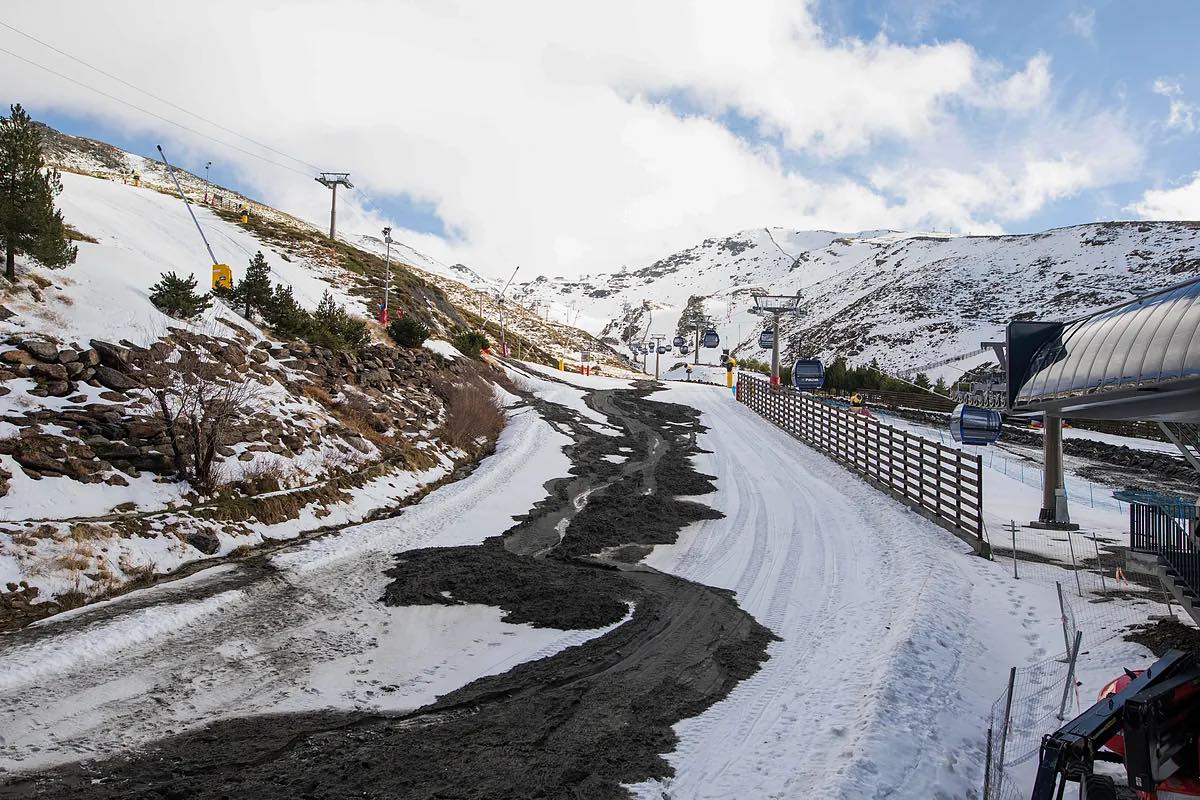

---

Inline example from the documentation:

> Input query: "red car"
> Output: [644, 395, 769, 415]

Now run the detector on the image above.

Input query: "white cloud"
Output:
[1129, 172, 1200, 220]
[1068, 9, 1096, 41]
[0, 0, 1143, 277]
[1152, 77, 1198, 132]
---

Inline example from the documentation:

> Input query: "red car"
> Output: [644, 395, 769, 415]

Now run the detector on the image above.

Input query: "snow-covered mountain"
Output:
[514, 224, 1200, 380]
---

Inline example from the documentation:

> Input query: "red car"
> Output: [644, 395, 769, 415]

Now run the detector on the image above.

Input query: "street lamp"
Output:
[380, 226, 393, 325]
[751, 293, 802, 388]
[203, 161, 212, 204]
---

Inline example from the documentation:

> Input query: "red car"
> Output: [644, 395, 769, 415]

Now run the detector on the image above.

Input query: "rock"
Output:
[89, 340, 130, 368]
[0, 350, 34, 366]
[98, 391, 127, 402]
[0, 305, 13, 321]
[104, 474, 130, 487]
[238, 452, 255, 462]
[184, 529, 221, 556]
[65, 361, 86, 378]
[57, 349, 78, 364]
[79, 349, 100, 367]
[113, 501, 137, 512]
[94, 365, 139, 392]
[20, 340, 60, 363]
[30, 362, 68, 382]
[66, 394, 88, 403]
[43, 381, 71, 397]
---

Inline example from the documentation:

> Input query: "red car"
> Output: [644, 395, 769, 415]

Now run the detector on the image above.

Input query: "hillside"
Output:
[0, 126, 626, 627]
[514, 224, 1200, 380]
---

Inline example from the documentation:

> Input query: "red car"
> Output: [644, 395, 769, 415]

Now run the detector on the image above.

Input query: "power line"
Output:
[0, 20, 322, 173]
[0, 45, 313, 179]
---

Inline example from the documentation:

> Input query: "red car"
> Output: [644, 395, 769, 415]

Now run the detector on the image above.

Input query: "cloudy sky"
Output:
[2, 0, 1198, 279]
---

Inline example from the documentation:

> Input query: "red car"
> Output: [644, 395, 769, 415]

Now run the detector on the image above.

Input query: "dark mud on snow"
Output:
[2, 376, 776, 800]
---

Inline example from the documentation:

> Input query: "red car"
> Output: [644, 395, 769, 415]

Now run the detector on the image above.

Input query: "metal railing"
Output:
[1129, 499, 1200, 601]
[737, 374, 986, 551]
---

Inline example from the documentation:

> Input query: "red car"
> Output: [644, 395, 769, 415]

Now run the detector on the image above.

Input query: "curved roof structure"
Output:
[1009, 277, 1200, 422]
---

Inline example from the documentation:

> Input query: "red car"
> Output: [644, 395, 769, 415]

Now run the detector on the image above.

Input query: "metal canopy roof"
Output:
[1009, 277, 1200, 422]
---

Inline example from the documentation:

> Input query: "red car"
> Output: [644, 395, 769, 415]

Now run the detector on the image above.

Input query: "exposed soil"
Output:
[1, 371, 776, 799]
[1125, 618, 1200, 658]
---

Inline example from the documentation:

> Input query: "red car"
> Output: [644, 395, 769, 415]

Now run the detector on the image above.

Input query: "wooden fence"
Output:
[737, 373, 987, 553]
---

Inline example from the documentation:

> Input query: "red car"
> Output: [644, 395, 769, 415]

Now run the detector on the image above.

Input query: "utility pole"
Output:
[380, 226, 393, 325]
[315, 172, 353, 240]
[651, 334, 667, 380]
[498, 265, 519, 357]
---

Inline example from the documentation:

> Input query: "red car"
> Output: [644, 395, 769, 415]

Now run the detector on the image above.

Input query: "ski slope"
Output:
[631, 383, 1064, 799]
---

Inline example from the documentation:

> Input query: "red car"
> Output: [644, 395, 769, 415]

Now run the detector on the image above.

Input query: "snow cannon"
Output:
[791, 359, 825, 391]
[949, 404, 1002, 446]
[758, 329, 774, 350]
[703, 329, 719, 348]
[672, 335, 685, 348]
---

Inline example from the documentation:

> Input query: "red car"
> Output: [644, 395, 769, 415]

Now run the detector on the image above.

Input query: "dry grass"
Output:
[69, 522, 111, 543]
[333, 401, 390, 449]
[439, 377, 505, 455]
[302, 382, 335, 407]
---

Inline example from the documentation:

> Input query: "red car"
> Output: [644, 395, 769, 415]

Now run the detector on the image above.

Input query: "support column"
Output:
[1032, 413, 1079, 530]
[770, 313, 780, 388]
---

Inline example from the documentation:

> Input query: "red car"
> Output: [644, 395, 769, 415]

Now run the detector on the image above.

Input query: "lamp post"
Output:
[380, 226, 393, 325]
[203, 161, 212, 204]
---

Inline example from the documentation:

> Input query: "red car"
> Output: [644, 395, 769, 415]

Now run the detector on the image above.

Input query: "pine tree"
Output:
[388, 315, 429, 347]
[149, 271, 212, 319]
[914, 371, 932, 390]
[232, 251, 273, 320]
[0, 105, 77, 283]
[310, 291, 368, 352]
[933, 376, 948, 396]
[262, 284, 310, 339]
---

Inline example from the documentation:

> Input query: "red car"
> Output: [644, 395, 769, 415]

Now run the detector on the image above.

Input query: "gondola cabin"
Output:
[679, 344, 690, 355]
[758, 329, 774, 350]
[672, 336, 685, 348]
[949, 404, 1002, 446]
[791, 358, 825, 390]
[656, 345, 668, 355]
[703, 329, 720, 348]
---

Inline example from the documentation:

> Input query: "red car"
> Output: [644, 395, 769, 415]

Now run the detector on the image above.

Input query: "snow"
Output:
[0, 397, 587, 770]
[628, 384, 1080, 799]
[424, 338, 463, 359]
[516, 359, 633, 389]
[1, 172, 360, 350]
[515, 222, 1200, 376]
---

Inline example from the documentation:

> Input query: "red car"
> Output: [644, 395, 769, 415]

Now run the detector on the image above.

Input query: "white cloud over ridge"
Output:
[0, 0, 1143, 277]
[1130, 172, 1200, 220]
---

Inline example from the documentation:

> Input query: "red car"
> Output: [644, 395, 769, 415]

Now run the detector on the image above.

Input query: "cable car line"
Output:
[0, 20, 322, 174]
[0, 45, 314, 179]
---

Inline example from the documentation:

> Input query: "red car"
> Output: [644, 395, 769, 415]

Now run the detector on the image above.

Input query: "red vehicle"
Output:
[1030, 650, 1200, 799]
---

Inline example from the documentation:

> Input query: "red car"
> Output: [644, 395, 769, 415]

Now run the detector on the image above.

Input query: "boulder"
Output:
[0, 350, 34, 366]
[79, 349, 100, 367]
[20, 340, 59, 363]
[57, 349, 79, 364]
[89, 340, 130, 369]
[184, 529, 221, 556]
[94, 365, 139, 392]
[30, 362, 68, 382]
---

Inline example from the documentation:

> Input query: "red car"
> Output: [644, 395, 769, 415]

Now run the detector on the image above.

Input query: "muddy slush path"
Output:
[2, 374, 774, 800]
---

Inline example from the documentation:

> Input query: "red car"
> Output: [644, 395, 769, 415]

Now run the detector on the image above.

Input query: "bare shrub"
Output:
[438, 377, 505, 454]
[140, 348, 262, 495]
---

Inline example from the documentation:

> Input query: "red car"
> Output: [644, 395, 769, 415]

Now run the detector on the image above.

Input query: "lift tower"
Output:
[315, 172, 353, 240]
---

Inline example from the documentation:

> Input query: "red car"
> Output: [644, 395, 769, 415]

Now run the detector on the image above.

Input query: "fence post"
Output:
[1056, 582, 1072, 660]
[1057, 630, 1083, 721]
[1067, 531, 1083, 597]
[982, 724, 993, 800]
[995, 666, 1017, 797]
[1092, 532, 1108, 595]
[1010, 520, 1019, 579]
